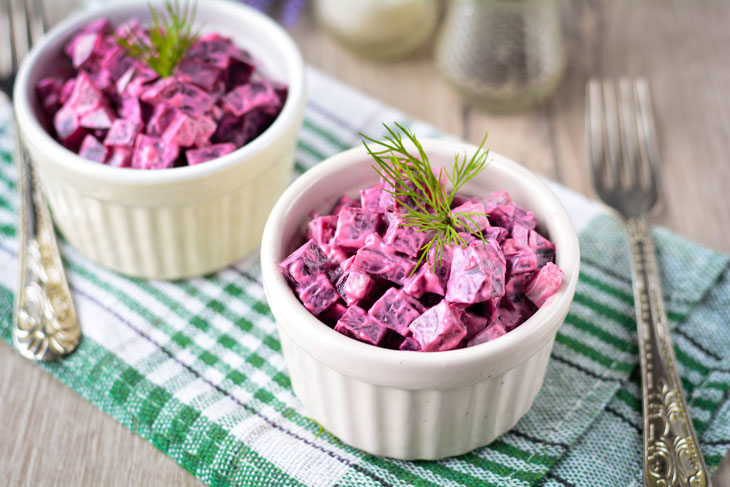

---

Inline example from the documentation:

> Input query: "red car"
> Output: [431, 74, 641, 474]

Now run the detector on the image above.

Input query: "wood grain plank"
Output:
[0, 342, 204, 486]
[1, 1, 728, 486]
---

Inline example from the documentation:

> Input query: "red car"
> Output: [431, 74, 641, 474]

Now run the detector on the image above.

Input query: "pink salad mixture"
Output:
[280, 184, 564, 352]
[36, 18, 287, 169]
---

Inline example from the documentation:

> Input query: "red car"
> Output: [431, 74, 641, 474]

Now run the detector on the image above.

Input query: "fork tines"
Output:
[586, 78, 660, 217]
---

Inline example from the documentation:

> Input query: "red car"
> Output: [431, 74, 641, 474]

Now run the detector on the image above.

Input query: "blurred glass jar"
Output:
[313, 0, 441, 61]
[435, 0, 565, 113]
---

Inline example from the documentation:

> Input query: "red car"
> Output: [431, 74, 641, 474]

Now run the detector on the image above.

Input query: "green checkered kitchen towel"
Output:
[0, 68, 729, 487]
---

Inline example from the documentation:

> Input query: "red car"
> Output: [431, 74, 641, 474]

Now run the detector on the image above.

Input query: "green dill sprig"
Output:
[117, 0, 200, 78]
[361, 123, 490, 272]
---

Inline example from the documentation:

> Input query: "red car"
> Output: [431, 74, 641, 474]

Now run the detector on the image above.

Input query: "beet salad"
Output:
[279, 128, 564, 352]
[36, 14, 287, 169]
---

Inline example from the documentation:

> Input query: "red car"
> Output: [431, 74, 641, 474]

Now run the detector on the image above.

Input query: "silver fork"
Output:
[1, 0, 81, 361]
[587, 79, 710, 487]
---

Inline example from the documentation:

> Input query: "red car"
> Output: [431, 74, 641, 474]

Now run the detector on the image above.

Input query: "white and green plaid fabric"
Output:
[1, 68, 729, 487]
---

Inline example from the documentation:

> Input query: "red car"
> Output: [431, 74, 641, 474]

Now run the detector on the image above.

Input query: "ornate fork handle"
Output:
[13, 129, 80, 361]
[626, 218, 710, 487]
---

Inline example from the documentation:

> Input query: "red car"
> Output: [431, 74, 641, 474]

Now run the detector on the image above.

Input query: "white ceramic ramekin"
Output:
[13, 0, 305, 279]
[261, 139, 580, 460]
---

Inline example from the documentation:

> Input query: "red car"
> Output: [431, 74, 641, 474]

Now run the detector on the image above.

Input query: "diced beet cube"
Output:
[408, 300, 466, 352]
[380, 329, 407, 350]
[115, 66, 137, 95]
[162, 111, 198, 147]
[115, 18, 140, 39]
[78, 134, 108, 163]
[419, 292, 443, 309]
[212, 113, 244, 146]
[484, 226, 509, 243]
[335, 269, 376, 306]
[459, 232, 478, 246]
[467, 297, 500, 324]
[106, 147, 132, 168]
[91, 128, 108, 140]
[238, 108, 276, 144]
[378, 178, 398, 213]
[501, 239, 538, 275]
[134, 62, 160, 85]
[64, 30, 104, 70]
[298, 275, 340, 315]
[319, 301, 347, 328]
[494, 301, 526, 330]
[146, 104, 178, 137]
[343, 270, 376, 304]
[321, 239, 349, 266]
[359, 184, 382, 213]
[509, 252, 538, 275]
[99, 46, 135, 81]
[454, 195, 481, 207]
[308, 215, 338, 247]
[210, 105, 223, 122]
[104, 119, 140, 147]
[511, 224, 530, 249]
[139, 77, 178, 104]
[60, 78, 76, 104]
[450, 195, 470, 209]
[272, 80, 288, 106]
[483, 190, 512, 212]
[117, 63, 158, 96]
[340, 255, 356, 272]
[186, 33, 237, 69]
[525, 262, 563, 308]
[186, 143, 237, 165]
[66, 72, 104, 114]
[221, 81, 280, 117]
[36, 77, 63, 114]
[326, 259, 344, 283]
[87, 68, 112, 92]
[383, 214, 431, 258]
[230, 46, 256, 67]
[123, 74, 148, 98]
[369, 288, 426, 336]
[403, 248, 452, 298]
[488, 204, 537, 232]
[467, 323, 508, 347]
[332, 195, 359, 216]
[399, 336, 422, 351]
[225, 57, 255, 91]
[529, 229, 555, 267]
[132, 135, 180, 170]
[463, 311, 488, 340]
[445, 240, 506, 305]
[53, 108, 87, 149]
[193, 115, 217, 147]
[335, 306, 388, 346]
[334, 207, 381, 251]
[158, 81, 216, 116]
[352, 234, 416, 285]
[79, 105, 116, 130]
[119, 95, 143, 125]
[528, 228, 550, 248]
[504, 272, 536, 304]
[452, 200, 489, 233]
[378, 177, 419, 213]
[279, 239, 333, 291]
[176, 57, 222, 91]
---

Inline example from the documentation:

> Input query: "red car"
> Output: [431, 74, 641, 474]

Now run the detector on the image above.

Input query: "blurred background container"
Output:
[312, 0, 440, 61]
[435, 0, 565, 113]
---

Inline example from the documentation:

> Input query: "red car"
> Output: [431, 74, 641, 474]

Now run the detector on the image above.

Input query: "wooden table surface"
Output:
[1, 1, 729, 485]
